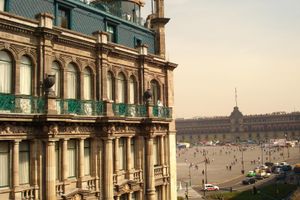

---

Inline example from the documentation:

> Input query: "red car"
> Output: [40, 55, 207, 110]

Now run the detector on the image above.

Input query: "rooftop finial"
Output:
[235, 87, 238, 107]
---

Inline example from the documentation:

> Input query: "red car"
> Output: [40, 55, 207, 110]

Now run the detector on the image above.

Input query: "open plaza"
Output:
[176, 144, 300, 187]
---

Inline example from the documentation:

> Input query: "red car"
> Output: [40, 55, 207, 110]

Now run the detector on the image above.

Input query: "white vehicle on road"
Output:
[203, 184, 219, 191]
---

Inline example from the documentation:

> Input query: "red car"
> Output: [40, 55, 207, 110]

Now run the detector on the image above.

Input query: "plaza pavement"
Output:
[176, 144, 300, 199]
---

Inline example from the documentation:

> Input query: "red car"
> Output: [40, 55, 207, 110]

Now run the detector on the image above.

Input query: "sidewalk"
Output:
[177, 185, 204, 200]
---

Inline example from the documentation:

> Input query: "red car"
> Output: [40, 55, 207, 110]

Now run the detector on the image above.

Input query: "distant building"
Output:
[0, 0, 177, 199]
[176, 106, 300, 144]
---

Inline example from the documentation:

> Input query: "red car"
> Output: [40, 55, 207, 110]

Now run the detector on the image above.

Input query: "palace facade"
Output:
[176, 106, 300, 144]
[0, 0, 177, 200]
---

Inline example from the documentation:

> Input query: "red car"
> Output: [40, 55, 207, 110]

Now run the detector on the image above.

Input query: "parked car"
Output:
[246, 171, 256, 177]
[203, 184, 219, 191]
[242, 177, 256, 185]
[256, 171, 266, 180]
[274, 167, 283, 174]
[263, 172, 271, 178]
[281, 165, 292, 172]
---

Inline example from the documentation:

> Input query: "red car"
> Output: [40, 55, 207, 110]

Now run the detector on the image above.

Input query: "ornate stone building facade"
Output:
[0, 0, 177, 200]
[176, 106, 300, 144]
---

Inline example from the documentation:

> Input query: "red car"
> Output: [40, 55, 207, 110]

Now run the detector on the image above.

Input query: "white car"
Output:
[203, 184, 219, 191]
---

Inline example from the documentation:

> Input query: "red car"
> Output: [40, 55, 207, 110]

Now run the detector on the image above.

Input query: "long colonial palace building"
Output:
[176, 106, 300, 144]
[0, 0, 177, 200]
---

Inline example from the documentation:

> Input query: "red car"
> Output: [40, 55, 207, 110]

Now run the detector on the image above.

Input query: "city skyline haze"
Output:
[158, 0, 300, 118]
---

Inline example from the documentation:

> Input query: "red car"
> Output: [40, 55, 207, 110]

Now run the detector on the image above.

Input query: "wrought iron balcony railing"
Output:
[61, 99, 104, 116]
[0, 93, 45, 114]
[0, 93, 173, 119]
[153, 106, 173, 118]
[113, 103, 146, 117]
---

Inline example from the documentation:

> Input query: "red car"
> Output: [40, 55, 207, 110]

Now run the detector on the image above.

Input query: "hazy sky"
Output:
[145, 0, 300, 118]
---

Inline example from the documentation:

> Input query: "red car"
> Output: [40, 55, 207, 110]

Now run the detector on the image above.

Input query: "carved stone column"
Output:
[104, 138, 114, 200]
[126, 136, 133, 180]
[114, 137, 119, 173]
[160, 135, 165, 166]
[126, 136, 132, 171]
[145, 136, 155, 200]
[62, 139, 68, 182]
[45, 140, 56, 200]
[12, 140, 21, 199]
[78, 138, 85, 188]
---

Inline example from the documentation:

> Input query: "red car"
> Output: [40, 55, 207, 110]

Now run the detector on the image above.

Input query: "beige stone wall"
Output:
[0, 8, 177, 200]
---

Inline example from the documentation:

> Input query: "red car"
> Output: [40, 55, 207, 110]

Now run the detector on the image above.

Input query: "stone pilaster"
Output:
[126, 137, 133, 180]
[160, 136, 165, 166]
[62, 139, 68, 182]
[12, 140, 21, 199]
[30, 140, 39, 198]
[145, 136, 155, 200]
[104, 138, 114, 200]
[78, 138, 85, 187]
[167, 132, 177, 200]
[126, 137, 132, 171]
[45, 140, 56, 200]
[114, 137, 119, 173]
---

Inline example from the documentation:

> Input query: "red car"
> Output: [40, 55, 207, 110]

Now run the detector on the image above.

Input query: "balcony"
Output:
[113, 103, 146, 117]
[0, 93, 173, 119]
[153, 106, 173, 119]
[0, 93, 44, 114]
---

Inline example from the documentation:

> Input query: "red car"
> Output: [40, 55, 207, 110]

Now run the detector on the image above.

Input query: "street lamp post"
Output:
[204, 151, 208, 184]
[188, 163, 192, 186]
[261, 142, 264, 165]
[241, 145, 245, 174]
[285, 133, 290, 158]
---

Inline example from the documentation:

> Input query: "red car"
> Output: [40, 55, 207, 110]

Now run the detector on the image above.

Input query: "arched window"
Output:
[20, 56, 32, 95]
[107, 71, 114, 100]
[67, 63, 77, 99]
[150, 80, 160, 105]
[83, 68, 92, 100]
[117, 73, 126, 103]
[0, 51, 12, 93]
[51, 62, 61, 97]
[129, 76, 137, 104]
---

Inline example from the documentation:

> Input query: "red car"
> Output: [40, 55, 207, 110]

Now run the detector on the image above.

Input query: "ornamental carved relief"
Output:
[0, 125, 13, 134]
[70, 194, 81, 200]
[0, 124, 33, 135]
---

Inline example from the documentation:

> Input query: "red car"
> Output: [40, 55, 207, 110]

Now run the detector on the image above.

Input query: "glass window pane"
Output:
[131, 139, 135, 168]
[0, 51, 12, 93]
[119, 138, 126, 170]
[20, 56, 32, 95]
[0, 142, 10, 187]
[19, 141, 30, 184]
[151, 80, 159, 105]
[67, 64, 77, 99]
[153, 138, 157, 165]
[84, 139, 90, 175]
[129, 76, 136, 104]
[107, 72, 113, 100]
[68, 140, 76, 177]
[58, 7, 70, 28]
[107, 24, 116, 42]
[55, 142, 60, 180]
[52, 62, 61, 97]
[118, 73, 126, 103]
[83, 68, 92, 100]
